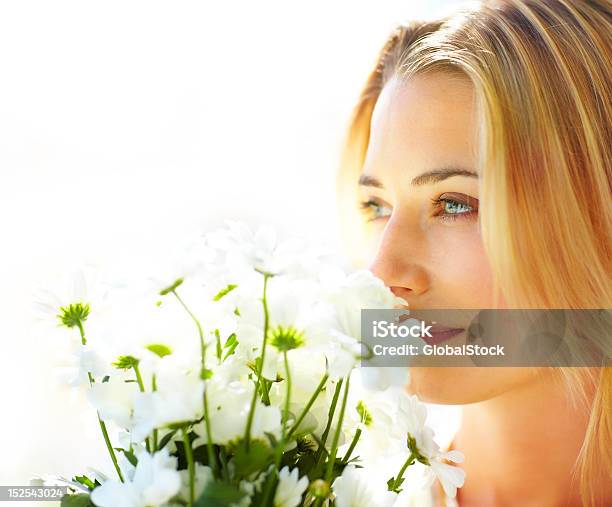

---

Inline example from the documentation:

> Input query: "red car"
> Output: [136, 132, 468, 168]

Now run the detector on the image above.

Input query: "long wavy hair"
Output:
[337, 1, 611, 504]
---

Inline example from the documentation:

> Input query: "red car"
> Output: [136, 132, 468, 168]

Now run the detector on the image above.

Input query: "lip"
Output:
[422, 324, 464, 345]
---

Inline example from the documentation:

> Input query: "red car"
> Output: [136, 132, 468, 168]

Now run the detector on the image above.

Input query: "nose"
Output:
[368, 218, 430, 302]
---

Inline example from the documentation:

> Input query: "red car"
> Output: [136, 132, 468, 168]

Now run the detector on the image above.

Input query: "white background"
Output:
[0, 0, 464, 497]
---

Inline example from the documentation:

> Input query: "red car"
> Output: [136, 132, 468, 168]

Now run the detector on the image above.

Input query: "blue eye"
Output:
[432, 193, 479, 220]
[359, 198, 392, 222]
[443, 199, 472, 214]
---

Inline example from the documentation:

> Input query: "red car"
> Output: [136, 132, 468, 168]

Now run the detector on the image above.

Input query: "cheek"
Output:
[406, 367, 540, 404]
[427, 225, 495, 307]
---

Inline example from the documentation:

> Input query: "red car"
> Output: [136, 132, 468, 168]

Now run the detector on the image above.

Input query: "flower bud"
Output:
[309, 479, 330, 498]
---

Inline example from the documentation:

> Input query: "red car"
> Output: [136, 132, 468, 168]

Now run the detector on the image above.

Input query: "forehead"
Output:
[365, 72, 478, 176]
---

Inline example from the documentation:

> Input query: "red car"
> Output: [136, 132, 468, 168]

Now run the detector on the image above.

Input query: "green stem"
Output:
[281, 351, 292, 441]
[286, 373, 328, 439]
[98, 414, 125, 483]
[391, 452, 415, 491]
[133, 362, 145, 391]
[244, 273, 271, 450]
[76, 320, 87, 346]
[78, 322, 124, 482]
[201, 390, 215, 474]
[314, 379, 343, 470]
[273, 351, 292, 464]
[342, 428, 362, 463]
[98, 412, 125, 482]
[259, 378, 271, 406]
[172, 289, 206, 369]
[219, 447, 229, 481]
[324, 373, 351, 483]
[183, 428, 195, 507]
[152, 374, 158, 451]
[133, 363, 151, 453]
[261, 350, 293, 506]
[172, 289, 217, 476]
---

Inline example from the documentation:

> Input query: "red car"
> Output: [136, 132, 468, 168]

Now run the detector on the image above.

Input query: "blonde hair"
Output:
[338, 0, 611, 504]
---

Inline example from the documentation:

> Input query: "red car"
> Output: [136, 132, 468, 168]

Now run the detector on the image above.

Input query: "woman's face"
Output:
[358, 72, 536, 403]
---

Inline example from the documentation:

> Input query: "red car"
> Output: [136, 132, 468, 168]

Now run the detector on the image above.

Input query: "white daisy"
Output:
[273, 467, 308, 507]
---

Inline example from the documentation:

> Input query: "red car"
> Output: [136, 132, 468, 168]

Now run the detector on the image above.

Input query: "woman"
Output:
[338, 1, 611, 505]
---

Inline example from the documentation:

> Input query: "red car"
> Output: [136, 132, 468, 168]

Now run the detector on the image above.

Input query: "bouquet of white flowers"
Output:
[34, 222, 464, 507]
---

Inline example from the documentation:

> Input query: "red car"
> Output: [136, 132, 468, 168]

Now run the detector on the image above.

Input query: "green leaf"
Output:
[264, 431, 278, 448]
[158, 429, 178, 450]
[145, 343, 173, 358]
[200, 368, 214, 380]
[60, 493, 92, 507]
[223, 333, 238, 349]
[115, 447, 138, 467]
[223, 333, 239, 361]
[212, 284, 237, 301]
[195, 481, 247, 507]
[73, 475, 95, 491]
[297, 452, 318, 479]
[231, 439, 274, 479]
[215, 329, 223, 361]
[192, 444, 214, 466]
[101, 375, 110, 383]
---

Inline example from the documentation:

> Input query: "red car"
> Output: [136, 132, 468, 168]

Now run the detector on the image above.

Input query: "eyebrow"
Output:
[358, 168, 478, 188]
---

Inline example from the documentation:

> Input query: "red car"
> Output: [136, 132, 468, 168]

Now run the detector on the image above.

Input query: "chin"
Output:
[405, 366, 539, 405]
